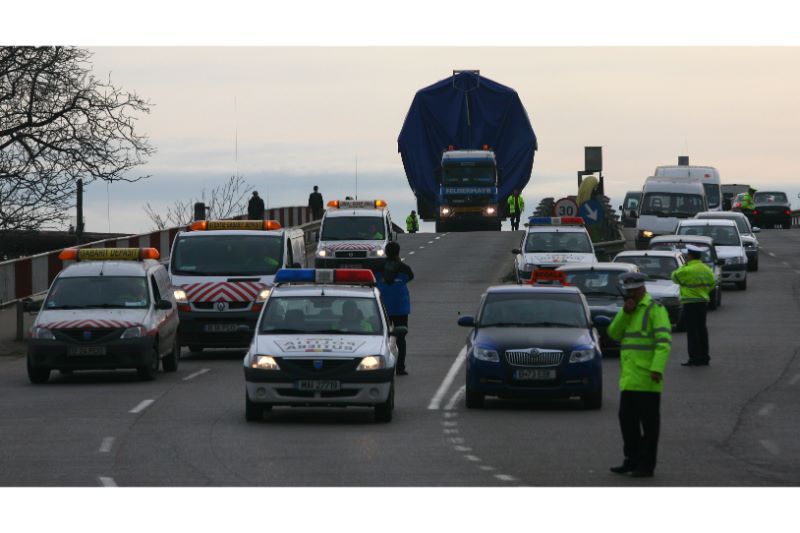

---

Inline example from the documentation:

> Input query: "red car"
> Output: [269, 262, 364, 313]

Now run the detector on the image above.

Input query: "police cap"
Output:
[619, 271, 648, 290]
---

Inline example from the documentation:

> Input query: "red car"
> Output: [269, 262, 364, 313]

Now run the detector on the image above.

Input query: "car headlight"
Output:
[31, 327, 55, 340]
[316, 249, 328, 257]
[521, 263, 537, 272]
[441, 207, 451, 215]
[356, 355, 386, 371]
[251, 355, 280, 370]
[569, 347, 596, 363]
[485, 206, 496, 215]
[120, 326, 146, 339]
[725, 256, 745, 265]
[255, 288, 271, 302]
[640, 230, 654, 238]
[173, 289, 188, 304]
[473, 345, 500, 363]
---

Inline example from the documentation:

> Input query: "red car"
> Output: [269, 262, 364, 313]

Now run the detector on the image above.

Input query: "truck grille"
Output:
[505, 349, 563, 367]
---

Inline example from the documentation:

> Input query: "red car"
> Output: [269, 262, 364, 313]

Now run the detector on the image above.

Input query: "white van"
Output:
[654, 164, 722, 211]
[633, 177, 707, 249]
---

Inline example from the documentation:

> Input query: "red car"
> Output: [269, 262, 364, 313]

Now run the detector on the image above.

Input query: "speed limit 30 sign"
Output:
[554, 198, 578, 217]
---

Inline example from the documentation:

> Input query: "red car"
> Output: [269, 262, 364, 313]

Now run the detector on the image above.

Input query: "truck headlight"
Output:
[356, 355, 385, 371]
[173, 289, 188, 304]
[31, 327, 55, 340]
[371, 248, 385, 257]
[316, 249, 328, 257]
[640, 230, 654, 239]
[251, 355, 280, 370]
[569, 347, 595, 363]
[120, 326, 146, 339]
[485, 206, 496, 215]
[473, 345, 499, 363]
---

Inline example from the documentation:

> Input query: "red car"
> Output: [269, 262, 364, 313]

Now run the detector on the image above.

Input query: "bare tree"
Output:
[144, 175, 254, 230]
[0, 46, 154, 232]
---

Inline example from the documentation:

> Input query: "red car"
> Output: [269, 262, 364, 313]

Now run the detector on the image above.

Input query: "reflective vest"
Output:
[406, 214, 419, 232]
[740, 192, 755, 210]
[671, 259, 715, 304]
[507, 195, 524, 215]
[607, 293, 672, 392]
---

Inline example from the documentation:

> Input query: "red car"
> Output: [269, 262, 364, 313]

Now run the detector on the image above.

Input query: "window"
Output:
[640, 193, 705, 216]
[562, 271, 625, 297]
[45, 277, 150, 310]
[442, 162, 496, 186]
[478, 292, 588, 328]
[524, 232, 593, 253]
[754, 192, 788, 203]
[260, 296, 383, 335]
[677, 225, 740, 246]
[321, 217, 385, 241]
[171, 235, 283, 276]
[615, 257, 677, 280]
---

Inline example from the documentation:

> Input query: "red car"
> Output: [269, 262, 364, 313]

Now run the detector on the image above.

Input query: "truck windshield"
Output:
[171, 235, 283, 276]
[479, 292, 588, 328]
[640, 193, 705, 217]
[321, 216, 385, 241]
[703, 184, 721, 209]
[524, 232, 593, 253]
[45, 276, 149, 309]
[442, 164, 496, 186]
[260, 296, 383, 335]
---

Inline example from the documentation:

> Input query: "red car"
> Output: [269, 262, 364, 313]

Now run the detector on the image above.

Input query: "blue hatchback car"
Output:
[458, 285, 609, 409]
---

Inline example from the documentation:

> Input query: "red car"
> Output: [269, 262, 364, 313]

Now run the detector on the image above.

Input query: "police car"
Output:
[243, 268, 398, 423]
[512, 216, 598, 283]
[27, 248, 179, 383]
[169, 219, 306, 352]
[315, 199, 397, 271]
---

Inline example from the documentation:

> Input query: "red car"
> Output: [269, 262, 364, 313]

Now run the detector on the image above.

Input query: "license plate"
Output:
[513, 368, 556, 381]
[296, 380, 341, 392]
[203, 324, 239, 333]
[67, 345, 106, 356]
[340, 264, 361, 269]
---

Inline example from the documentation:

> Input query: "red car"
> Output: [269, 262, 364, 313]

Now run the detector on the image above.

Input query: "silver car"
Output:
[648, 235, 723, 310]
[612, 250, 685, 328]
[694, 211, 760, 271]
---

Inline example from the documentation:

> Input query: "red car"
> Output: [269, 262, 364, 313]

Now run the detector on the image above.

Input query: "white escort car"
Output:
[513, 217, 598, 283]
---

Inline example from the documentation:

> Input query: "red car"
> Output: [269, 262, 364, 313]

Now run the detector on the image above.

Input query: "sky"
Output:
[80, 46, 800, 234]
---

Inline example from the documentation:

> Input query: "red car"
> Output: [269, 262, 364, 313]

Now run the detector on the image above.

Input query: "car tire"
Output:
[582, 388, 602, 410]
[162, 339, 180, 372]
[137, 346, 159, 381]
[374, 383, 394, 423]
[245, 392, 268, 422]
[27, 357, 50, 384]
[736, 278, 747, 291]
[465, 385, 484, 409]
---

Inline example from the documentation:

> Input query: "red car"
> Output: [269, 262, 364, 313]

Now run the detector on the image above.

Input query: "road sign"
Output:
[579, 198, 604, 225]
[554, 198, 579, 218]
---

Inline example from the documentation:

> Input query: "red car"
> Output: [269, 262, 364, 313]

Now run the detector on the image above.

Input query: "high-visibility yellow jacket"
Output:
[406, 214, 419, 232]
[671, 259, 715, 304]
[740, 192, 755, 210]
[607, 293, 672, 392]
[507, 195, 524, 215]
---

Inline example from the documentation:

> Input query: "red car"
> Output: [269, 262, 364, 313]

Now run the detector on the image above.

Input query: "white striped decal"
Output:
[325, 243, 377, 252]
[41, 320, 139, 329]
[181, 281, 267, 303]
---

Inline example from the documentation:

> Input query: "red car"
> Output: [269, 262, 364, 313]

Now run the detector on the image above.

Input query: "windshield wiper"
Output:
[582, 291, 619, 297]
[45, 305, 87, 310]
[481, 322, 529, 327]
[86, 304, 134, 309]
[261, 328, 308, 334]
[526, 322, 579, 328]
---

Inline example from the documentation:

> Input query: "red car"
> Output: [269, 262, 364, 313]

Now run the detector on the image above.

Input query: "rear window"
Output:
[677, 225, 740, 246]
[614, 256, 678, 280]
[754, 192, 788, 203]
[479, 292, 588, 328]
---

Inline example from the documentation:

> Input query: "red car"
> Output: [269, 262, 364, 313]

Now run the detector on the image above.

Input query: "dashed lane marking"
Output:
[760, 440, 780, 455]
[428, 240, 434, 244]
[419, 246, 425, 249]
[408, 251, 415, 255]
[182, 368, 210, 381]
[435, 236, 441, 240]
[445, 385, 466, 411]
[782, 261, 790, 266]
[129, 399, 155, 414]
[495, 474, 518, 482]
[99, 437, 115, 453]
[479, 465, 495, 471]
[768, 252, 776, 257]
[98, 477, 117, 487]
[464, 455, 482, 462]
[758, 403, 776, 416]
[428, 347, 466, 410]
[789, 374, 800, 386]
[453, 445, 472, 452]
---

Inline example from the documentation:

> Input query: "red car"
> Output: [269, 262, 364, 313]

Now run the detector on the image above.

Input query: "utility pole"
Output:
[76, 179, 84, 244]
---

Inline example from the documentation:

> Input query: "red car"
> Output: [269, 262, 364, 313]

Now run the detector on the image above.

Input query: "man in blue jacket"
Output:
[376, 242, 414, 375]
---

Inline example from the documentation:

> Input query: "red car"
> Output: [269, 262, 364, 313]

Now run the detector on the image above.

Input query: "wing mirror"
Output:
[156, 299, 173, 310]
[457, 315, 475, 327]
[511, 248, 521, 255]
[752, 227, 761, 233]
[391, 325, 408, 337]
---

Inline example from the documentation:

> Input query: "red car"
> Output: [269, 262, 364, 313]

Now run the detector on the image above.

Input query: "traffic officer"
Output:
[406, 210, 419, 233]
[740, 187, 756, 211]
[507, 189, 524, 231]
[375, 242, 414, 376]
[607, 272, 672, 478]
[671, 245, 716, 366]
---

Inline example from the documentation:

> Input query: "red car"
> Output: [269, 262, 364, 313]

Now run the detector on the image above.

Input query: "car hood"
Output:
[646, 280, 680, 299]
[252, 334, 385, 358]
[35, 308, 149, 329]
[473, 327, 595, 352]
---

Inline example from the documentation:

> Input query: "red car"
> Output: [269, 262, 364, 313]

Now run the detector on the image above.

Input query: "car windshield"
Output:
[615, 256, 678, 280]
[479, 292, 588, 328]
[45, 276, 149, 309]
[562, 271, 625, 297]
[321, 216, 385, 241]
[754, 192, 788, 203]
[698, 215, 750, 234]
[624, 194, 641, 210]
[524, 231, 593, 253]
[442, 162, 496, 186]
[259, 296, 383, 335]
[171, 235, 283, 276]
[703, 184, 721, 209]
[650, 242, 713, 264]
[678, 225, 740, 246]
[640, 193, 705, 217]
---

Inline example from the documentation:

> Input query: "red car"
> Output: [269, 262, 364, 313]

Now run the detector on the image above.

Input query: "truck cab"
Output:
[436, 149, 501, 232]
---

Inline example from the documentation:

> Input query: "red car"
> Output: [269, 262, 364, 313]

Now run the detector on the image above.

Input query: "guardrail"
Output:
[792, 209, 800, 227]
[0, 206, 315, 307]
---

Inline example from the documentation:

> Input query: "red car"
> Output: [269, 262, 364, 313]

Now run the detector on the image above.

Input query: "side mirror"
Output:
[593, 315, 612, 328]
[457, 315, 475, 327]
[752, 227, 761, 233]
[618, 205, 623, 212]
[23, 298, 42, 313]
[628, 210, 638, 219]
[511, 248, 521, 255]
[156, 299, 173, 310]
[391, 325, 408, 337]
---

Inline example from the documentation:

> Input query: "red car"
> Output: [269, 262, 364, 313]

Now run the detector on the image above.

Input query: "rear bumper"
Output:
[27, 337, 152, 370]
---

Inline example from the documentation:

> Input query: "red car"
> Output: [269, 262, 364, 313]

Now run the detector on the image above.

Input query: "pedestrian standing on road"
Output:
[507, 189, 524, 231]
[375, 241, 414, 376]
[248, 191, 265, 220]
[672, 245, 716, 366]
[406, 210, 419, 233]
[308, 185, 324, 220]
[607, 272, 672, 478]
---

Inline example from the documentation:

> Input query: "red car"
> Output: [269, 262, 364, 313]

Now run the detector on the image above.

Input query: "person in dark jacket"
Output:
[308, 186, 324, 220]
[375, 241, 414, 375]
[248, 191, 265, 220]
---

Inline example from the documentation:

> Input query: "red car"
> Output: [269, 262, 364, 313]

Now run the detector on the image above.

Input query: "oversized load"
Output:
[398, 71, 537, 231]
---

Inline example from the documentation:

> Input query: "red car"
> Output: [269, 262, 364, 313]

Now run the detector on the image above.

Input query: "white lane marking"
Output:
[495, 474, 517, 482]
[443, 411, 458, 418]
[453, 445, 472, 452]
[129, 399, 155, 414]
[758, 403, 776, 416]
[768, 252, 776, 257]
[442, 420, 458, 427]
[445, 385, 466, 411]
[435, 236, 441, 240]
[760, 440, 780, 455]
[419, 246, 425, 249]
[794, 270, 800, 275]
[182, 368, 210, 381]
[428, 347, 467, 410]
[428, 240, 434, 244]
[789, 374, 800, 386]
[98, 477, 117, 487]
[464, 455, 482, 462]
[448, 437, 465, 444]
[479, 465, 495, 471]
[99, 437, 115, 453]
[408, 251, 415, 255]
[443, 428, 459, 434]
[782, 261, 790, 266]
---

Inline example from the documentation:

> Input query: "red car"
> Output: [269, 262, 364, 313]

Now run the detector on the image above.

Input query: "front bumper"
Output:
[28, 336, 152, 370]
[466, 357, 602, 399]
[721, 263, 747, 282]
[178, 310, 258, 348]
[315, 257, 386, 271]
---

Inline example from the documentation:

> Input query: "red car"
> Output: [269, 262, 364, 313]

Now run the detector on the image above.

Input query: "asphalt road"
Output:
[1, 228, 799, 486]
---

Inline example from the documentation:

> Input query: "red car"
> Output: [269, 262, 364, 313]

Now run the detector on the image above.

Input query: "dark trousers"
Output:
[510, 212, 521, 231]
[389, 315, 408, 370]
[312, 208, 323, 220]
[618, 391, 661, 472]
[684, 302, 709, 363]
